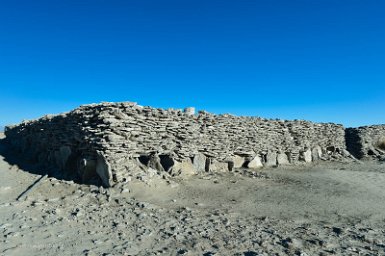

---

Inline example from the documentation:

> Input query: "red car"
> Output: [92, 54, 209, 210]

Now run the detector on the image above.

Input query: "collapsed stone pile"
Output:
[4, 101, 384, 187]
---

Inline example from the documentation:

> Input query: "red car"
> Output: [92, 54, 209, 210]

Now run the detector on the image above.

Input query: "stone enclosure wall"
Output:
[346, 125, 385, 160]
[4, 102, 382, 187]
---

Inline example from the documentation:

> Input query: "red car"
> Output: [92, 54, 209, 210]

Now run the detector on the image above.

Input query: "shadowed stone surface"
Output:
[346, 125, 385, 160]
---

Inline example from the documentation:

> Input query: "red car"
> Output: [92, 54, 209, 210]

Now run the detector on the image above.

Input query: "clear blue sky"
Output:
[1, 0, 384, 128]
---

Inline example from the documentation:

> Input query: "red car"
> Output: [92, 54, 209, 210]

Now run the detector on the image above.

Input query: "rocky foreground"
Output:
[1, 131, 385, 255]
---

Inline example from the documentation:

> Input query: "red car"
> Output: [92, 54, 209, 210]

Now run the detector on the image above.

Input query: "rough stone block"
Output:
[172, 158, 196, 176]
[265, 152, 277, 167]
[312, 146, 322, 161]
[193, 153, 206, 173]
[184, 107, 195, 116]
[148, 154, 165, 173]
[231, 155, 245, 169]
[96, 152, 112, 187]
[208, 159, 229, 172]
[277, 153, 290, 165]
[247, 155, 263, 169]
[302, 149, 312, 163]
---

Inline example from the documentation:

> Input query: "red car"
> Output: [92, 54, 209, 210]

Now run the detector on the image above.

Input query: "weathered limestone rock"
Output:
[311, 146, 322, 161]
[96, 152, 112, 187]
[106, 134, 123, 143]
[231, 155, 245, 169]
[341, 149, 354, 158]
[277, 153, 290, 165]
[247, 155, 263, 169]
[193, 153, 207, 173]
[147, 154, 165, 173]
[208, 159, 229, 172]
[302, 149, 312, 163]
[171, 159, 196, 176]
[265, 152, 277, 167]
[111, 109, 128, 119]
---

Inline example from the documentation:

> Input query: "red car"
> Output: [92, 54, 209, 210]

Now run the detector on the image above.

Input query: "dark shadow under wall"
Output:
[0, 136, 49, 177]
[0, 136, 104, 187]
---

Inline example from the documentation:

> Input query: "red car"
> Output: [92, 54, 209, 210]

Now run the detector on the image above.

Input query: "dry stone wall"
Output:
[346, 125, 385, 160]
[4, 101, 368, 187]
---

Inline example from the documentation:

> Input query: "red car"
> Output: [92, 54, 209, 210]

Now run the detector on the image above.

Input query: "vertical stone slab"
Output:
[312, 146, 322, 161]
[302, 149, 312, 163]
[265, 152, 277, 167]
[247, 155, 263, 169]
[148, 154, 165, 173]
[193, 153, 207, 173]
[96, 152, 113, 187]
[277, 153, 290, 165]
[231, 155, 245, 168]
[208, 159, 229, 172]
[180, 158, 196, 175]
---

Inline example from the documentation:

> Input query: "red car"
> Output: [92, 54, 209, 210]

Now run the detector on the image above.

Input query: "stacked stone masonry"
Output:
[346, 125, 385, 160]
[4, 102, 384, 187]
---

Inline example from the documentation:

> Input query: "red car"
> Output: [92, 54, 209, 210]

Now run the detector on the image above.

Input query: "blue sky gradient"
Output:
[1, 0, 384, 127]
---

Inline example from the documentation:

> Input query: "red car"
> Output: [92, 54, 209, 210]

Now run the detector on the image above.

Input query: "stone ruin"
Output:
[346, 125, 385, 160]
[4, 101, 385, 187]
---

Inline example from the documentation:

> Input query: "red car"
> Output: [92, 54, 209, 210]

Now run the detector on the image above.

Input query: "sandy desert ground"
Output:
[1, 133, 385, 255]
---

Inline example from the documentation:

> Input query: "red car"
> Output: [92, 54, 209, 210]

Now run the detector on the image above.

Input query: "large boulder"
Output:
[247, 155, 263, 169]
